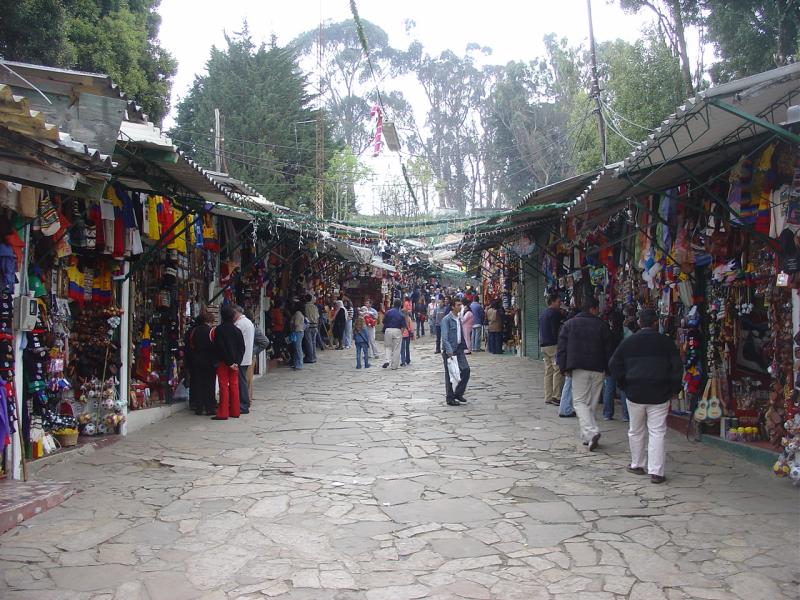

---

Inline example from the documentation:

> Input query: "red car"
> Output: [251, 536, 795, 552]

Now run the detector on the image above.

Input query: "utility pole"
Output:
[586, 0, 607, 166]
[314, 17, 325, 219]
[214, 108, 222, 172]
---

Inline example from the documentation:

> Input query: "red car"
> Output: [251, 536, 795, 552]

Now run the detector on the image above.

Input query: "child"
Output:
[353, 316, 370, 369]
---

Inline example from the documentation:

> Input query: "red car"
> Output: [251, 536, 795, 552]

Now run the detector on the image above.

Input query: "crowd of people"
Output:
[181, 285, 512, 421]
[540, 293, 683, 484]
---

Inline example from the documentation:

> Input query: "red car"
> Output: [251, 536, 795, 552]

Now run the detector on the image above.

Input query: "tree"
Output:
[0, 0, 71, 66]
[0, 0, 177, 124]
[617, 0, 700, 97]
[325, 147, 372, 219]
[171, 26, 337, 212]
[704, 0, 800, 81]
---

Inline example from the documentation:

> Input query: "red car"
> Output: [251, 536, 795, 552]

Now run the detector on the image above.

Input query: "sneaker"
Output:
[382, 363, 389, 368]
[456, 397, 468, 404]
[588, 433, 601, 451]
[365, 364, 370, 368]
[603, 416, 613, 421]
[559, 412, 576, 418]
[545, 398, 560, 406]
[626, 466, 646, 475]
[356, 365, 362, 369]
[651, 475, 667, 484]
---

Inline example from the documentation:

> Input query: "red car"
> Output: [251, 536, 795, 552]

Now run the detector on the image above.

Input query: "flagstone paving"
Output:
[1, 335, 798, 599]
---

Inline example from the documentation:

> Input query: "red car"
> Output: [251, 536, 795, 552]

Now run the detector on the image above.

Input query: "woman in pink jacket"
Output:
[461, 304, 474, 354]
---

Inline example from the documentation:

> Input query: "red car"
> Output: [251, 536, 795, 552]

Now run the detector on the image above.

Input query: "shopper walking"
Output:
[362, 299, 380, 359]
[540, 293, 564, 406]
[441, 297, 470, 406]
[289, 302, 306, 370]
[353, 315, 371, 368]
[609, 309, 682, 484]
[185, 308, 216, 416]
[343, 299, 355, 349]
[211, 305, 245, 420]
[415, 297, 427, 338]
[470, 297, 484, 352]
[401, 309, 413, 366]
[602, 310, 627, 421]
[432, 297, 447, 354]
[557, 297, 613, 451]
[233, 305, 255, 414]
[382, 299, 404, 370]
[461, 304, 474, 355]
[303, 294, 319, 364]
[332, 300, 346, 350]
[486, 299, 504, 354]
[245, 309, 271, 403]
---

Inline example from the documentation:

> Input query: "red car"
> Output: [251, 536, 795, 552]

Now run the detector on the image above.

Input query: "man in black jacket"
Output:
[609, 309, 682, 484]
[539, 293, 564, 406]
[557, 297, 613, 451]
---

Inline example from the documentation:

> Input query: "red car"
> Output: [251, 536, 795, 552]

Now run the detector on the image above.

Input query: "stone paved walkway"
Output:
[1, 334, 798, 600]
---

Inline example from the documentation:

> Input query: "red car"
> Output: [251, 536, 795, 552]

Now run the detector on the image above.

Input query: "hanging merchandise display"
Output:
[130, 194, 217, 409]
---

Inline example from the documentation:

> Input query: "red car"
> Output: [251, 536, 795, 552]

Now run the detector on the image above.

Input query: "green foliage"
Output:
[0, 0, 176, 124]
[325, 146, 373, 219]
[704, 0, 800, 81]
[171, 26, 337, 212]
[0, 0, 72, 65]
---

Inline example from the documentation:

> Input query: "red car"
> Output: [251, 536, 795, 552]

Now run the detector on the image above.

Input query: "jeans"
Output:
[435, 325, 442, 353]
[471, 325, 482, 351]
[304, 326, 317, 362]
[558, 375, 574, 416]
[627, 400, 669, 476]
[602, 375, 629, 420]
[344, 320, 353, 348]
[488, 331, 503, 354]
[315, 326, 326, 350]
[416, 319, 425, 337]
[355, 343, 370, 368]
[401, 337, 411, 365]
[572, 369, 604, 442]
[292, 334, 304, 369]
[443, 351, 470, 401]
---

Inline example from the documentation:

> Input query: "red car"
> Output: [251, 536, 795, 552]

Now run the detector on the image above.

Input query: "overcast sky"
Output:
[158, 0, 671, 127]
[157, 1, 697, 213]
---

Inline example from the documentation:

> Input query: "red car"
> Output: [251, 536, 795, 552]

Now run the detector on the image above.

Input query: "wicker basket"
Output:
[54, 431, 79, 447]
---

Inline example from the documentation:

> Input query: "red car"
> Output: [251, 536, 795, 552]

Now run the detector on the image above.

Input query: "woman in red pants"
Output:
[211, 304, 245, 420]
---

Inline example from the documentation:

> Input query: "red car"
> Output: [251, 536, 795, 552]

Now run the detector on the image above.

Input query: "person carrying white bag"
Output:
[441, 296, 470, 406]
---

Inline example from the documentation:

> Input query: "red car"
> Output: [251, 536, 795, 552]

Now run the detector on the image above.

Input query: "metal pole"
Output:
[587, 0, 607, 166]
[214, 108, 222, 173]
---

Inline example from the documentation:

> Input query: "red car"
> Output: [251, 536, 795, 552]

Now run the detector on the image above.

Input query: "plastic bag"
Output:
[447, 356, 461, 385]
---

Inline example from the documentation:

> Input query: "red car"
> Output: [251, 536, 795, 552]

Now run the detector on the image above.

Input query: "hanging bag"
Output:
[447, 355, 461, 385]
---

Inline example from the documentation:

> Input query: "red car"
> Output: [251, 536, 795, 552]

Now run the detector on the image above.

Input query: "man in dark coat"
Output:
[609, 309, 683, 484]
[557, 296, 613, 451]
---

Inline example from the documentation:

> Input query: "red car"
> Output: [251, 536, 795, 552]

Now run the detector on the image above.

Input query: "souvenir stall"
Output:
[128, 194, 218, 409]
[0, 186, 144, 462]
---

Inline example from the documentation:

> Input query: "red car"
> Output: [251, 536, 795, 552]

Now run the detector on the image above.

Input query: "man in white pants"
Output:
[609, 309, 682, 484]
[557, 297, 612, 452]
[381, 299, 405, 370]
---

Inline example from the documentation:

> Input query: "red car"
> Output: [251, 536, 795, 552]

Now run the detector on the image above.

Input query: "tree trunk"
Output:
[670, 0, 694, 97]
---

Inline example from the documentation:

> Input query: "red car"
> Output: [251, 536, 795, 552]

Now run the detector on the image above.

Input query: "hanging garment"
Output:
[146, 195, 160, 240]
[136, 323, 152, 380]
[66, 258, 84, 304]
[0, 244, 16, 292]
[203, 214, 220, 251]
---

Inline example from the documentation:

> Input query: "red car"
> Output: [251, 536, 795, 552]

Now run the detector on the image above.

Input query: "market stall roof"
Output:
[0, 60, 150, 124]
[0, 84, 113, 191]
[370, 257, 397, 273]
[619, 62, 800, 177]
[516, 170, 601, 209]
[321, 236, 373, 265]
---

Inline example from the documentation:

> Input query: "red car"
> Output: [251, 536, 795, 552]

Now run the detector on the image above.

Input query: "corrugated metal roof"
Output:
[1, 60, 150, 123]
[0, 83, 113, 169]
[618, 62, 800, 176]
